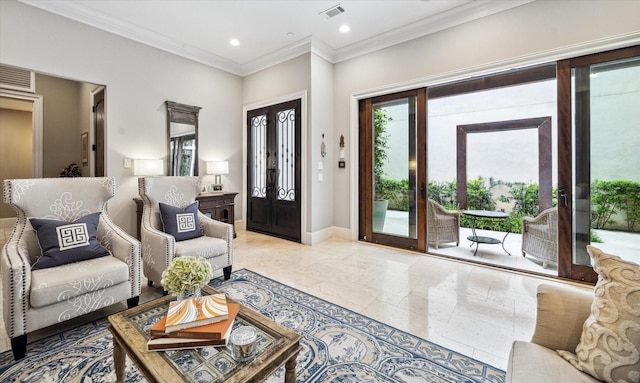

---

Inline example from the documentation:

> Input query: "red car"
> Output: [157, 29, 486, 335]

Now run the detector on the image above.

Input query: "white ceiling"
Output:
[20, 0, 533, 76]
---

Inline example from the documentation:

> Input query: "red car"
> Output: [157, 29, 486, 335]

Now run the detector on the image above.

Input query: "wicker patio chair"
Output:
[522, 207, 558, 268]
[427, 199, 460, 249]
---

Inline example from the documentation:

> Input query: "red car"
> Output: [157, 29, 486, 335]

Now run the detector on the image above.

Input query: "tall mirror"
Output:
[167, 101, 201, 176]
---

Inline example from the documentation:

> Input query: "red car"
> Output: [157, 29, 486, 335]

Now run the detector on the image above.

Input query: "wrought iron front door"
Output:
[247, 99, 301, 242]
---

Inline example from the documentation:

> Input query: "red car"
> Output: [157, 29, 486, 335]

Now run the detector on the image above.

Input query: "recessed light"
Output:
[339, 24, 350, 33]
[230, 38, 240, 46]
[287, 32, 294, 37]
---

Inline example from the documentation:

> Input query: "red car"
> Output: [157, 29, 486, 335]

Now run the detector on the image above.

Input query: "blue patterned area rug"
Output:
[0, 269, 505, 382]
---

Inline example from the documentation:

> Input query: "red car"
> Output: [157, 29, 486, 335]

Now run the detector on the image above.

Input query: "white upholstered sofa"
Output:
[506, 284, 600, 382]
[508, 245, 640, 383]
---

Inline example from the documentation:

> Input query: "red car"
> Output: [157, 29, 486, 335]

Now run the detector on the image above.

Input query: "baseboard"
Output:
[330, 226, 352, 241]
[304, 226, 352, 245]
[239, 220, 353, 246]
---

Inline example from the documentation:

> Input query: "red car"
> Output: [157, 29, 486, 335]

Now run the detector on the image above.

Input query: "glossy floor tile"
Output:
[0, 228, 592, 372]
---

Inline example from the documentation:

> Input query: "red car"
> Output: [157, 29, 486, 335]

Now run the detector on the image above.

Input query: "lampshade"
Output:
[133, 159, 164, 176]
[207, 161, 229, 175]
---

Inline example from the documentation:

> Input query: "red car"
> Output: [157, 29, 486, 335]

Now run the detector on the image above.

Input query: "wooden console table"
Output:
[134, 192, 237, 240]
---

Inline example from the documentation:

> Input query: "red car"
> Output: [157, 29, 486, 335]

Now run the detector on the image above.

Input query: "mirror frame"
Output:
[166, 100, 201, 176]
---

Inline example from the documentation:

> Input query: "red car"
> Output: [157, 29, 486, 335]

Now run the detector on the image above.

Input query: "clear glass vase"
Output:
[177, 287, 202, 301]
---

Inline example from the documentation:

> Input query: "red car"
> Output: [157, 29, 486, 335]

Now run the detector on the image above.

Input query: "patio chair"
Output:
[1, 177, 141, 360]
[427, 199, 460, 249]
[522, 207, 558, 268]
[138, 176, 233, 289]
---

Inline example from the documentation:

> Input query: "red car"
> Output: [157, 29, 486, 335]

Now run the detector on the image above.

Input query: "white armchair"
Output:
[138, 176, 233, 288]
[1, 177, 141, 360]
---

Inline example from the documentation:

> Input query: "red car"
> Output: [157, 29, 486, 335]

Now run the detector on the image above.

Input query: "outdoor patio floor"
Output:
[382, 209, 640, 275]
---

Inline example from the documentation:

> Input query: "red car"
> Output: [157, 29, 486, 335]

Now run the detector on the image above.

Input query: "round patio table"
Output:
[461, 210, 511, 256]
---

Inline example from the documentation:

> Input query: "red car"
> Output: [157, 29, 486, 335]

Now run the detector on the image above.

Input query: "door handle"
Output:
[559, 187, 568, 208]
[266, 168, 277, 190]
[420, 182, 426, 199]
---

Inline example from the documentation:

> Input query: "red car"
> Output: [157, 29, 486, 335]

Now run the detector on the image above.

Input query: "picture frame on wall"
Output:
[81, 132, 89, 166]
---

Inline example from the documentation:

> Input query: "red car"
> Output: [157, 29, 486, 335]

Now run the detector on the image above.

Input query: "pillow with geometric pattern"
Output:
[29, 212, 111, 270]
[159, 201, 203, 241]
[558, 246, 640, 383]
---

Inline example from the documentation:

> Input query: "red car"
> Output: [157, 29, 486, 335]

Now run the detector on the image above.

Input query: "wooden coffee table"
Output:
[108, 285, 301, 382]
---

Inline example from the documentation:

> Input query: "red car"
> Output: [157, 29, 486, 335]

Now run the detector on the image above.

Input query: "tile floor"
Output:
[0, 227, 592, 373]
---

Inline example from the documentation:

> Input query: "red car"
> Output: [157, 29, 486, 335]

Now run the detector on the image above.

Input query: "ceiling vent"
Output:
[319, 4, 345, 19]
[0, 65, 35, 93]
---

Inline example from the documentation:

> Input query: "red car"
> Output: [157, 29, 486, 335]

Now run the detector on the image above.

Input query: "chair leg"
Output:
[223, 265, 232, 280]
[11, 334, 27, 360]
[127, 296, 139, 308]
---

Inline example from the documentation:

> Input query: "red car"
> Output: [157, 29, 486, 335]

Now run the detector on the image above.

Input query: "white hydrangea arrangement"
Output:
[161, 256, 213, 296]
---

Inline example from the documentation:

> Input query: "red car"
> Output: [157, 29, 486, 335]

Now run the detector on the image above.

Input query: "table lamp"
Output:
[206, 161, 229, 193]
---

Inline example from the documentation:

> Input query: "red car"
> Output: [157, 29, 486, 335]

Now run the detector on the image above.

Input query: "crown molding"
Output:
[20, 0, 533, 77]
[333, 0, 535, 63]
[19, 0, 243, 75]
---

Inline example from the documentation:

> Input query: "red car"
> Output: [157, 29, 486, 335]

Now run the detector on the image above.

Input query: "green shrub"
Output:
[373, 108, 391, 200]
[428, 179, 457, 210]
[466, 177, 496, 211]
[590, 230, 603, 243]
[591, 180, 640, 231]
[423, 178, 640, 234]
[377, 178, 409, 211]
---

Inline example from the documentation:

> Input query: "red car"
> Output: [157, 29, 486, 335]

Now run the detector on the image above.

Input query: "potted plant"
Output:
[161, 256, 214, 299]
[373, 108, 392, 231]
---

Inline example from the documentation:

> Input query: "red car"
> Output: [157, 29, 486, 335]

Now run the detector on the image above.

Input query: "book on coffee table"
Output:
[150, 303, 240, 340]
[165, 293, 229, 332]
[146, 317, 235, 351]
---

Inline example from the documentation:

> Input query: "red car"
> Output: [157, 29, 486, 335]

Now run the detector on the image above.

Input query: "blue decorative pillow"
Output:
[159, 201, 203, 241]
[29, 212, 111, 270]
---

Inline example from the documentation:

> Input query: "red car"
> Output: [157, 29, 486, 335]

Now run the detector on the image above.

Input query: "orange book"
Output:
[150, 303, 240, 340]
[165, 293, 229, 332]
[146, 317, 235, 351]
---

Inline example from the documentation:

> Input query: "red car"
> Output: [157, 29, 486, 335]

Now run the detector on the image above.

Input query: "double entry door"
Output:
[246, 99, 302, 242]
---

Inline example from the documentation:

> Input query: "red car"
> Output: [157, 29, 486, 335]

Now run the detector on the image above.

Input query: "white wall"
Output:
[0, 0, 243, 235]
[332, 0, 640, 230]
[427, 80, 557, 184]
[309, 53, 334, 235]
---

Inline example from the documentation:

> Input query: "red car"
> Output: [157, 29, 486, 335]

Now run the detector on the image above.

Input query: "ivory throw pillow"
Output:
[159, 201, 203, 241]
[558, 246, 640, 383]
[29, 212, 111, 270]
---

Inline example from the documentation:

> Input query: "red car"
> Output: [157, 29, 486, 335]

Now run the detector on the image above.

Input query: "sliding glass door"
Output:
[359, 90, 426, 251]
[558, 46, 640, 282]
[357, 46, 638, 283]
